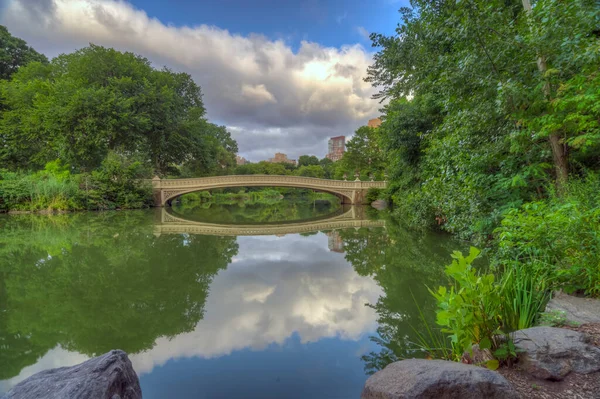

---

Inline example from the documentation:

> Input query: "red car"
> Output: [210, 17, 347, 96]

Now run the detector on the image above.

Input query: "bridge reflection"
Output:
[153, 206, 385, 237]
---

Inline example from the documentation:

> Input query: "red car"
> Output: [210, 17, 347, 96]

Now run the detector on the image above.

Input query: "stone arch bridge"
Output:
[151, 175, 387, 206]
[154, 206, 385, 236]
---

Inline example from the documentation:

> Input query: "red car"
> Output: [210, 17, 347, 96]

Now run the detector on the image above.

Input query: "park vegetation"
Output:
[364, 0, 600, 367]
[0, 27, 237, 212]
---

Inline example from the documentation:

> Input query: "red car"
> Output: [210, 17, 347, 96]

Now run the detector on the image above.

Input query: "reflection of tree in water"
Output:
[339, 216, 465, 375]
[172, 195, 340, 224]
[0, 211, 237, 380]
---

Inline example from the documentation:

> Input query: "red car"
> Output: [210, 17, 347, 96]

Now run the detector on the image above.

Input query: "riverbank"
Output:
[0, 157, 153, 213]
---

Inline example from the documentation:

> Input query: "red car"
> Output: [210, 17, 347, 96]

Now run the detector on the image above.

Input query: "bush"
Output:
[495, 173, 600, 297]
[430, 247, 549, 367]
[366, 188, 383, 203]
[0, 153, 153, 212]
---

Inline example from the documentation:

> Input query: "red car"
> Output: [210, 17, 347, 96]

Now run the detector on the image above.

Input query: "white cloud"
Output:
[356, 26, 370, 41]
[1, 0, 382, 161]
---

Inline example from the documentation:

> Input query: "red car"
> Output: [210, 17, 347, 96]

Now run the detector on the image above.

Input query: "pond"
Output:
[0, 197, 465, 398]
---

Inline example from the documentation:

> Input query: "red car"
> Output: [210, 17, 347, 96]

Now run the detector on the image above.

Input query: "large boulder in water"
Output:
[512, 326, 600, 380]
[361, 358, 518, 399]
[2, 350, 142, 399]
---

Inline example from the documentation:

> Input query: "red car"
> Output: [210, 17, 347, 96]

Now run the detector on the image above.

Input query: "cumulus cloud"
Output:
[1, 0, 381, 160]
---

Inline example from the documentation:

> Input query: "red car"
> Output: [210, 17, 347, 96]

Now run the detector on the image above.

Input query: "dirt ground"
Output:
[498, 323, 600, 399]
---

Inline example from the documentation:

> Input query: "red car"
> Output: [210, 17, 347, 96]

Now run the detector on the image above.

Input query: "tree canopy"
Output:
[0, 25, 48, 80]
[0, 42, 237, 177]
[369, 0, 600, 238]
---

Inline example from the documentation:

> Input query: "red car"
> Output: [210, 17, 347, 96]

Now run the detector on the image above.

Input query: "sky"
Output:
[0, 0, 407, 161]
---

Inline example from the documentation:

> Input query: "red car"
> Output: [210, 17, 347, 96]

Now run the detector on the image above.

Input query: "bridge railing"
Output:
[149, 175, 387, 189]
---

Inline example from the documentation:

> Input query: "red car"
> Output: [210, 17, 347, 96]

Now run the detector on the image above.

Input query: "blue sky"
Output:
[2, 0, 408, 160]
[127, 0, 402, 49]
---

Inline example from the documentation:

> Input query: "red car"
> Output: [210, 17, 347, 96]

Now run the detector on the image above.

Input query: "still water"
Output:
[0, 199, 463, 398]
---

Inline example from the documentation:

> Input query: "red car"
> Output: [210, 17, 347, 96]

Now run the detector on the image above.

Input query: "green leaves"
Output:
[0, 41, 236, 176]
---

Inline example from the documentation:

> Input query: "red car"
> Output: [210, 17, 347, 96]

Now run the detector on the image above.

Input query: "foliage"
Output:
[0, 25, 48, 80]
[0, 154, 153, 212]
[431, 247, 503, 363]
[0, 42, 236, 176]
[298, 155, 319, 167]
[368, 0, 600, 240]
[234, 161, 291, 176]
[366, 188, 383, 203]
[537, 310, 578, 328]
[296, 164, 325, 178]
[337, 126, 385, 181]
[431, 247, 549, 365]
[495, 174, 600, 297]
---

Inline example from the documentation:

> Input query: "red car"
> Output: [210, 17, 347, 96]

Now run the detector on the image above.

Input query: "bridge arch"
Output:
[163, 184, 352, 206]
[151, 175, 387, 206]
[154, 206, 385, 236]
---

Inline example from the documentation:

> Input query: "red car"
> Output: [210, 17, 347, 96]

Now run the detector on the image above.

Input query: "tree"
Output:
[298, 155, 319, 167]
[367, 0, 599, 237]
[339, 126, 385, 180]
[319, 157, 335, 179]
[295, 165, 325, 178]
[0, 43, 236, 176]
[0, 25, 48, 80]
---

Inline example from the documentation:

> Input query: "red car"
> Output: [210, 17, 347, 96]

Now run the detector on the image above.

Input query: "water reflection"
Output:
[0, 204, 463, 397]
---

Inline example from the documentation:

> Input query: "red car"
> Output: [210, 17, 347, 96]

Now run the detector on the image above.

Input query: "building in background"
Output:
[268, 152, 297, 165]
[236, 155, 248, 165]
[326, 136, 345, 161]
[327, 231, 344, 253]
[368, 118, 382, 128]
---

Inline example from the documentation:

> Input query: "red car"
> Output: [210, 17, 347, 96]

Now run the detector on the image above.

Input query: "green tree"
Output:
[339, 126, 385, 180]
[367, 0, 599, 238]
[0, 25, 48, 80]
[295, 165, 325, 178]
[0, 43, 235, 176]
[298, 155, 319, 167]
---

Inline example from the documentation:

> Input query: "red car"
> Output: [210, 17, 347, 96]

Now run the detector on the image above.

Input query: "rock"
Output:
[545, 291, 600, 324]
[370, 200, 388, 210]
[512, 326, 600, 380]
[361, 359, 519, 399]
[2, 350, 142, 399]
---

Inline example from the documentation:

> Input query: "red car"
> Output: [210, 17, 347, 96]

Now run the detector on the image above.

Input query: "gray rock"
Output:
[512, 326, 600, 380]
[361, 359, 519, 399]
[545, 291, 600, 324]
[2, 350, 142, 399]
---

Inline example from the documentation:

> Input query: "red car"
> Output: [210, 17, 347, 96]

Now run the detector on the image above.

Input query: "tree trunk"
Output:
[521, 0, 568, 187]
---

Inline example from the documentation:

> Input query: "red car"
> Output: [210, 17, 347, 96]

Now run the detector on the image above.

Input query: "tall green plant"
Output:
[431, 247, 502, 361]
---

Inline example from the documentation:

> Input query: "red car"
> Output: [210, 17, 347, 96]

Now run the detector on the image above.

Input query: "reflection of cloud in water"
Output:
[0, 347, 89, 391]
[132, 233, 381, 375]
[1, 233, 381, 388]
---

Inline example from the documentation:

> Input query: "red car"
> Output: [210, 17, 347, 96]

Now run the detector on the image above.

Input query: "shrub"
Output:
[366, 188, 383, 203]
[495, 173, 600, 297]
[431, 247, 550, 367]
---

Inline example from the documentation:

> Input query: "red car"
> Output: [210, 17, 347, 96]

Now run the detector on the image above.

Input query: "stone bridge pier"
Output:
[150, 175, 387, 206]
